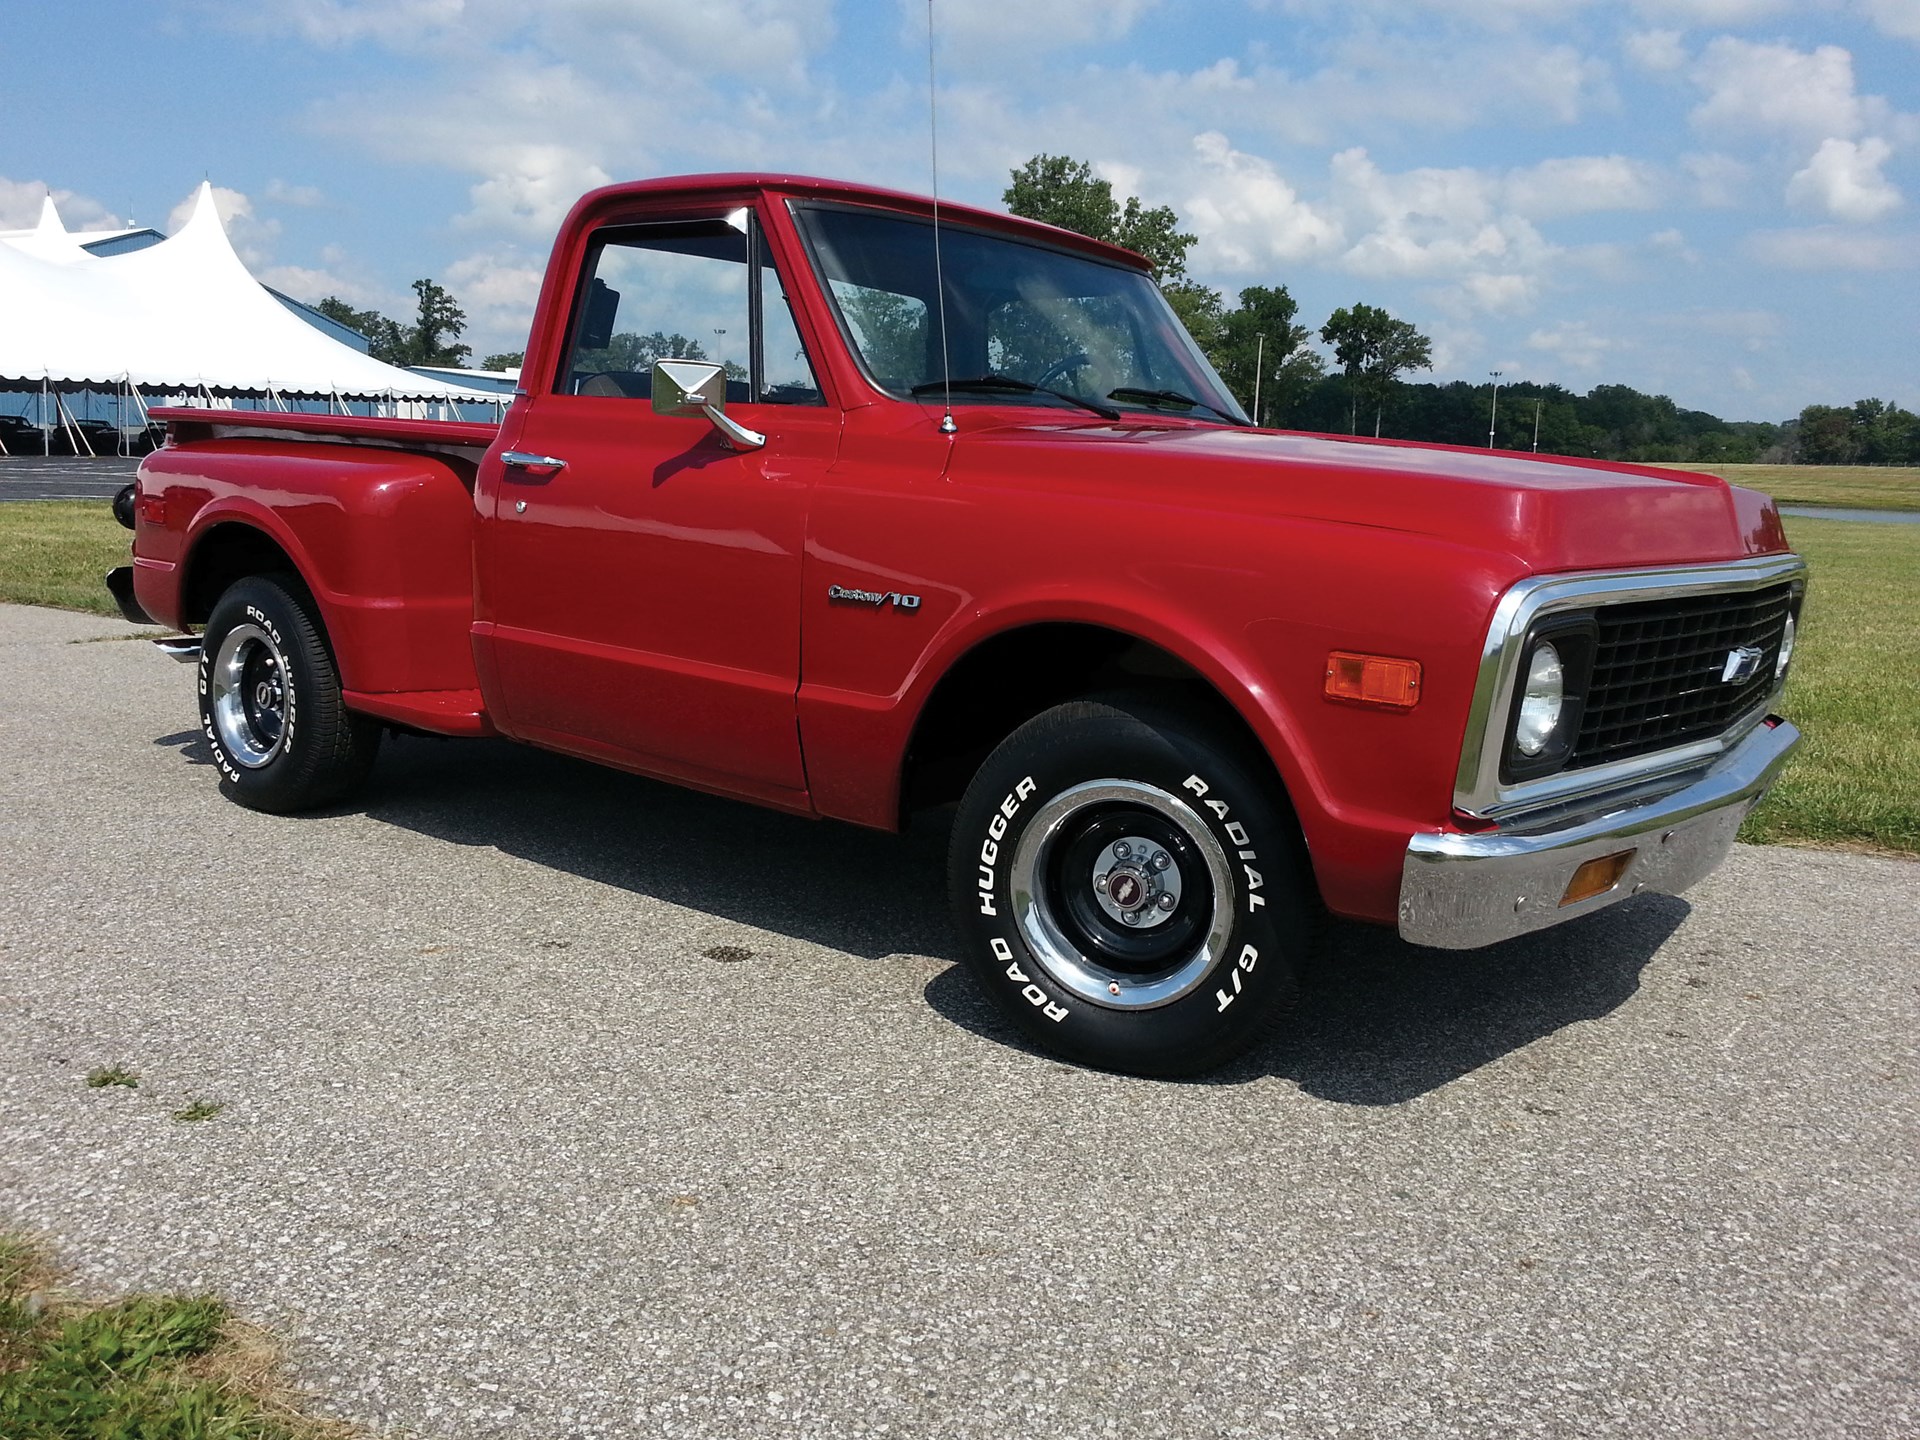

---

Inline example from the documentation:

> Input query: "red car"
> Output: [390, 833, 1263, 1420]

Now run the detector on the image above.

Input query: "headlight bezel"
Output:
[1500, 614, 1596, 783]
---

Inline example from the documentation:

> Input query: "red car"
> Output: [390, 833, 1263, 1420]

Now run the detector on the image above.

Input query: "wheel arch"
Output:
[898, 611, 1322, 843]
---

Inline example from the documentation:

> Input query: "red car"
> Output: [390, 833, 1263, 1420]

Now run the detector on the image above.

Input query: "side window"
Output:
[761, 262, 822, 405]
[562, 216, 821, 405]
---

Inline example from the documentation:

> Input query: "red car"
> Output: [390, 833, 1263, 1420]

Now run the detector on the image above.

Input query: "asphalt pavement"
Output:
[0, 454, 142, 499]
[1, 602, 1914, 1439]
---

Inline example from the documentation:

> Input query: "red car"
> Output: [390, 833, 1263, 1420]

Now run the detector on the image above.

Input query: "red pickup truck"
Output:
[111, 173, 1805, 1075]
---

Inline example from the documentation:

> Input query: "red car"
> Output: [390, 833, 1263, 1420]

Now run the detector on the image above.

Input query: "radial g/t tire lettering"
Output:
[197, 574, 380, 813]
[949, 695, 1311, 1077]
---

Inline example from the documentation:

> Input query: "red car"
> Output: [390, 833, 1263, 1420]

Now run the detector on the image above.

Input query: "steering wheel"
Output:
[1035, 350, 1091, 388]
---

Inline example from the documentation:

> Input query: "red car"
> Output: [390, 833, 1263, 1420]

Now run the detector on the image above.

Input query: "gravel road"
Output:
[2, 602, 1915, 1439]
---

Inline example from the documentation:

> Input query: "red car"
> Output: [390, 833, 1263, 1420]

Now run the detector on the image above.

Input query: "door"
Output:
[476, 207, 838, 804]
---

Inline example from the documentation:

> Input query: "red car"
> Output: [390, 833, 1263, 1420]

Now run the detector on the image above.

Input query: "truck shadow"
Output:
[157, 728, 1689, 1105]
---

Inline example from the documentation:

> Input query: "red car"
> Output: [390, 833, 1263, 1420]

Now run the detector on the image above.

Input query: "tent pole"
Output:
[53, 390, 92, 457]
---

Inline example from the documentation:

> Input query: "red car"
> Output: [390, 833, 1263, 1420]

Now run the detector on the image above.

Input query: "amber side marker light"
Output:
[1324, 651, 1422, 710]
[1560, 850, 1635, 907]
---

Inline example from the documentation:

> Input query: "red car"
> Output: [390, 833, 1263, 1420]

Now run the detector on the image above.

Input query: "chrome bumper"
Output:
[1398, 717, 1800, 949]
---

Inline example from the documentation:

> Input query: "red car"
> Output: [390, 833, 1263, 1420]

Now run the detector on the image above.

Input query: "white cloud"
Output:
[1745, 225, 1916, 268]
[461, 145, 613, 236]
[1787, 136, 1902, 221]
[927, 0, 1159, 62]
[257, 263, 385, 308]
[264, 180, 326, 207]
[1858, 0, 1920, 41]
[1683, 308, 1782, 349]
[1625, 28, 1688, 72]
[1631, 0, 1789, 22]
[1690, 39, 1868, 143]
[1504, 155, 1663, 218]
[1647, 227, 1701, 265]
[1182, 132, 1344, 269]
[0, 176, 120, 231]
[234, 0, 470, 49]
[1681, 151, 1751, 206]
[1527, 319, 1617, 371]
[443, 248, 547, 356]
[1329, 148, 1556, 293]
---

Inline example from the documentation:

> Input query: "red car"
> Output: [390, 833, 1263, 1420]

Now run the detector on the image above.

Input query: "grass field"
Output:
[0, 1234, 353, 1438]
[1659, 462, 1920, 512]
[2, 500, 1914, 855]
[1741, 515, 1920, 854]
[0, 500, 131, 615]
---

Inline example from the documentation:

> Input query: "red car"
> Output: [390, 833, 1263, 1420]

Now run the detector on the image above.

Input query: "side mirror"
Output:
[650, 359, 765, 451]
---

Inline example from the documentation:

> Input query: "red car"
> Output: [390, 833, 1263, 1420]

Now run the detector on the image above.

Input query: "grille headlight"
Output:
[1775, 611, 1796, 681]
[1514, 642, 1565, 757]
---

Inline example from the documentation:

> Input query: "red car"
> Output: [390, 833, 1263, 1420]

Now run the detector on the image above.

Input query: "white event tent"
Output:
[0, 184, 494, 413]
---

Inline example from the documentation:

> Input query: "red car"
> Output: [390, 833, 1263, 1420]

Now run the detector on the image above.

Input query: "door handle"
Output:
[500, 451, 567, 479]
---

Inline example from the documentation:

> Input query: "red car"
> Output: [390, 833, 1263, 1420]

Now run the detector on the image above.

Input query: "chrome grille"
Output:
[1571, 582, 1794, 768]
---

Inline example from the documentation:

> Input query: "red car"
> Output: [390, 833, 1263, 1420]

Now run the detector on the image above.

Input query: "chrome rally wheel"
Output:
[209, 621, 290, 768]
[950, 694, 1311, 1077]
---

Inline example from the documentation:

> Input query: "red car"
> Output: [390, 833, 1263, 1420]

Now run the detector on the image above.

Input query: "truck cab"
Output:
[115, 174, 1805, 1076]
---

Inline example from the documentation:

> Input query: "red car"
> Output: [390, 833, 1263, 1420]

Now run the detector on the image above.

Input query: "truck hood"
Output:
[951, 420, 1788, 574]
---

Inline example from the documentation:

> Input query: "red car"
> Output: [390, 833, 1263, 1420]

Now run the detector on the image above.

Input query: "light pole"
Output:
[1252, 333, 1266, 427]
[1532, 398, 1542, 452]
[1487, 370, 1503, 449]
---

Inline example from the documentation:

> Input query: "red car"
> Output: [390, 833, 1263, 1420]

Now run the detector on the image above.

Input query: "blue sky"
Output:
[4, 0, 1915, 420]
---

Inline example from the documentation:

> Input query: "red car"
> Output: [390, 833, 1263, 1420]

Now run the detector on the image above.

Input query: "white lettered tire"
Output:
[948, 695, 1310, 1076]
[198, 575, 380, 813]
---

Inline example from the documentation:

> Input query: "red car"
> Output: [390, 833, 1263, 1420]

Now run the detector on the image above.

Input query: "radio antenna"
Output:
[926, 0, 956, 435]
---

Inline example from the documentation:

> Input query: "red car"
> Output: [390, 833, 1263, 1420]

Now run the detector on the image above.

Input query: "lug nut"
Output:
[1121, 911, 1139, 926]
[1150, 851, 1170, 871]
[1156, 892, 1176, 912]
[1113, 841, 1133, 860]
[1093, 874, 1109, 894]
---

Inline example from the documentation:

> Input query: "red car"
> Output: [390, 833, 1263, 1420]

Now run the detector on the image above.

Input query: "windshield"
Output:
[793, 204, 1248, 424]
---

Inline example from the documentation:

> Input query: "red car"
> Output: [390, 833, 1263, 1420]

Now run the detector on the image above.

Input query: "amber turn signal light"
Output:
[1324, 651, 1422, 710]
[1560, 850, 1634, 907]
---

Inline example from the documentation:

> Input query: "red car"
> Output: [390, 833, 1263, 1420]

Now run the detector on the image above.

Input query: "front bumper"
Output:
[1398, 716, 1799, 948]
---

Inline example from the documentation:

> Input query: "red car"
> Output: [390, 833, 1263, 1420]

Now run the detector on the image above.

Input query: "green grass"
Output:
[84, 1065, 139, 1089]
[0, 1234, 358, 1439]
[1658, 462, 1920, 512]
[0, 500, 131, 615]
[1742, 517, 1920, 854]
[173, 1099, 225, 1123]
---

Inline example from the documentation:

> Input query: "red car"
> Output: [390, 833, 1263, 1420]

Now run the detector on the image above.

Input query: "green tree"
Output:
[1318, 303, 1433, 436]
[1214, 285, 1323, 426]
[1003, 153, 1197, 280]
[481, 351, 525, 372]
[314, 296, 409, 365]
[408, 278, 470, 367]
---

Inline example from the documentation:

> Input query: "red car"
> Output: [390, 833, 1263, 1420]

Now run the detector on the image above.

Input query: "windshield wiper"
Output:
[1106, 387, 1251, 426]
[910, 375, 1120, 420]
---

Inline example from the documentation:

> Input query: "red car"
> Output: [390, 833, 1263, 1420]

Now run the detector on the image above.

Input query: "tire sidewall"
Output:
[198, 581, 309, 805]
[952, 707, 1302, 1074]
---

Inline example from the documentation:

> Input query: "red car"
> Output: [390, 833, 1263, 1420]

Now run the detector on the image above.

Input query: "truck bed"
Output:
[150, 406, 500, 456]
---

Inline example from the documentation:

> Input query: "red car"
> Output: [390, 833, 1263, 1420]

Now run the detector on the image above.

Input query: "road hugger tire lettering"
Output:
[197, 574, 381, 813]
[948, 694, 1312, 1077]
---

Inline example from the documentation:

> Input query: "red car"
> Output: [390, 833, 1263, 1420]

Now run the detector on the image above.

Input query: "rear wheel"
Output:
[949, 695, 1311, 1076]
[198, 575, 380, 812]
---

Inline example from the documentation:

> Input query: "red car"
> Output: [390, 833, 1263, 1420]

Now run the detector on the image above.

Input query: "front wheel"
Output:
[949, 696, 1311, 1076]
[198, 575, 380, 813]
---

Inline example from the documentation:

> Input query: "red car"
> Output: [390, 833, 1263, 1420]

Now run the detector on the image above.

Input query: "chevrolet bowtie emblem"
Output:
[1720, 645, 1764, 684]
